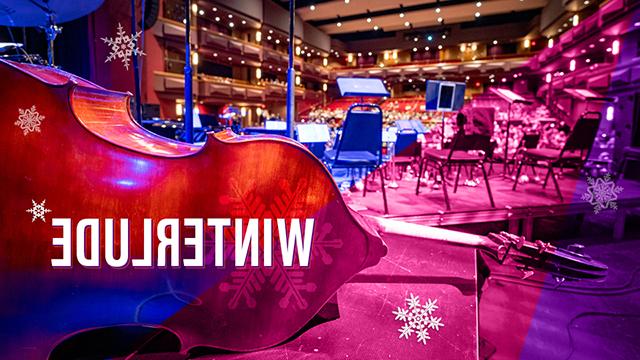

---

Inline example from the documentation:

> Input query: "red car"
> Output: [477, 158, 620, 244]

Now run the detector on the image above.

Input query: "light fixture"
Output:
[295, 75, 301, 85]
[337, 22, 342, 27]
[322, 83, 328, 91]
[191, 4, 198, 14]
[228, 56, 232, 61]
[545, 73, 551, 83]
[493, 40, 498, 45]
[215, 16, 220, 22]
[269, 30, 273, 34]
[176, 102, 183, 116]
[310, 5, 316, 10]
[212, 7, 217, 11]
[425, 46, 430, 51]
[367, 17, 372, 23]
[198, 9, 204, 16]
[413, 47, 417, 52]
[612, 39, 620, 55]
[344, 0, 350, 3]
[475, 12, 480, 17]
[373, 25, 379, 30]
[435, 7, 441, 13]
[523, 39, 530, 48]
[240, 107, 247, 117]
[399, 12, 405, 18]
[471, 43, 477, 51]
[213, 52, 218, 57]
[606, 106, 614, 121]
[357, 52, 362, 57]
[256, 68, 262, 79]
[229, 22, 234, 28]
[379, 63, 384, 67]
[323, 57, 328, 66]
[476, 1, 482, 7]
[368, 51, 372, 56]
[275, 39, 280, 44]
[256, 107, 262, 116]
[404, 21, 410, 27]
[347, 53, 353, 62]
[548, 38, 554, 48]
[572, 14, 579, 26]
[427, 35, 433, 41]
[414, 37, 418, 42]
[242, 20, 246, 25]
[569, 59, 576, 71]
[191, 52, 199, 65]
[438, 44, 443, 50]
[460, 44, 466, 51]
[437, 17, 443, 23]
[392, 50, 398, 59]
[256, 31, 262, 42]
[442, 34, 446, 39]
[240, 60, 245, 64]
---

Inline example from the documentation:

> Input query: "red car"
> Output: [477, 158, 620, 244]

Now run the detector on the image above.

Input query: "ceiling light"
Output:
[442, 34, 446, 39]
[368, 51, 372, 56]
[215, 16, 220, 21]
[584, 0, 589, 4]
[572, 14, 579, 26]
[399, 12, 405, 18]
[612, 39, 620, 55]
[337, 22, 342, 27]
[269, 30, 273, 34]
[413, 47, 417, 52]
[373, 25, 379, 30]
[229, 22, 234, 28]
[427, 35, 433, 41]
[367, 17, 372, 23]
[212, 7, 217, 11]
[586, 58, 591, 63]
[475, 12, 480, 17]
[310, 5, 316, 10]
[228, 14, 233, 19]
[267, 35, 272, 40]
[344, 0, 350, 3]
[275, 39, 280, 44]
[438, 45, 443, 49]
[228, 57, 232, 61]
[523, 39, 530, 48]
[241, 60, 245, 64]
[404, 21, 410, 27]
[570, 59, 576, 71]
[198, 9, 204, 16]
[414, 37, 418, 42]
[437, 17, 443, 23]
[548, 38, 554, 48]
[435, 7, 441, 13]
[425, 46, 430, 51]
[493, 40, 498, 45]
[357, 52, 362, 57]
[476, 1, 482, 7]
[242, 20, 247, 24]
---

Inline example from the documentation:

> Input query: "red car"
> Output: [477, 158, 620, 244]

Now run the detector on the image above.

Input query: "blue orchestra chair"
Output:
[324, 103, 388, 214]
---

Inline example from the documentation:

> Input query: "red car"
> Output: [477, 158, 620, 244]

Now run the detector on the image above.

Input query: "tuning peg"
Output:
[517, 265, 534, 279]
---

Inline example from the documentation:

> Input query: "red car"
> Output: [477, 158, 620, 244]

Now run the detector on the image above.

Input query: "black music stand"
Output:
[489, 87, 533, 178]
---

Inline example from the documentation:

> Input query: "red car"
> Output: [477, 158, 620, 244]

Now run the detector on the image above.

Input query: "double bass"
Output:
[0, 59, 606, 359]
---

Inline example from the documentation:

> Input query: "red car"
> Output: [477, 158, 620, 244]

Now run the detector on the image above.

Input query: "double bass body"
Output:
[0, 59, 387, 358]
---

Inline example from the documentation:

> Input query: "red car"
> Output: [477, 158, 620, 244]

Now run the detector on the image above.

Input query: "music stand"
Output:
[489, 87, 533, 177]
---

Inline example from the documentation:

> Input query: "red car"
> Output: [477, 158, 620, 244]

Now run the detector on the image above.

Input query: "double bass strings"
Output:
[49, 218, 315, 269]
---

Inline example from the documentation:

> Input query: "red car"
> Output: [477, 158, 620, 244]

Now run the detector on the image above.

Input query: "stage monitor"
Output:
[336, 77, 390, 97]
[425, 80, 465, 111]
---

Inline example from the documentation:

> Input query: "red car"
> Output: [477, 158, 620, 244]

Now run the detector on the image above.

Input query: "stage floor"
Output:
[344, 173, 640, 226]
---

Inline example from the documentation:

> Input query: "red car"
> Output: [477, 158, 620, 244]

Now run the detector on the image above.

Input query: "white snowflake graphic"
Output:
[581, 174, 623, 214]
[392, 293, 445, 346]
[26, 199, 52, 222]
[15, 105, 45, 135]
[101, 23, 145, 70]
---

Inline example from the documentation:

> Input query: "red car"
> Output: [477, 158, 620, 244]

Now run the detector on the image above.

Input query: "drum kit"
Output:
[0, 0, 104, 65]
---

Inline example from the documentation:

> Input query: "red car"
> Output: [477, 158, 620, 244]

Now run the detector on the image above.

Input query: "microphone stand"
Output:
[183, 0, 194, 143]
[285, 0, 295, 139]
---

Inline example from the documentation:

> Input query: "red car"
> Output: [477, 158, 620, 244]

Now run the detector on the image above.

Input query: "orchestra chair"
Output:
[512, 112, 602, 201]
[324, 103, 388, 214]
[415, 129, 495, 211]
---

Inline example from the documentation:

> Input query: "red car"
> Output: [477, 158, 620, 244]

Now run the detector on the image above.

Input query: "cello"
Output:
[0, 59, 606, 359]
